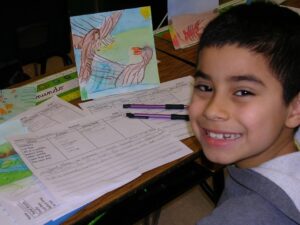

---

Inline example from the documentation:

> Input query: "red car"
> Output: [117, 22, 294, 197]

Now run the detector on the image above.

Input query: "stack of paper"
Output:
[80, 76, 195, 140]
[0, 97, 87, 225]
[0, 76, 195, 225]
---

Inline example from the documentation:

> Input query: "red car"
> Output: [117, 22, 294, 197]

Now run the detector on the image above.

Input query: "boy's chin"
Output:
[202, 150, 234, 165]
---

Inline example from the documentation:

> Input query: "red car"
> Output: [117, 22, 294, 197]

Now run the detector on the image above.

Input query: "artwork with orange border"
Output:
[168, 0, 218, 49]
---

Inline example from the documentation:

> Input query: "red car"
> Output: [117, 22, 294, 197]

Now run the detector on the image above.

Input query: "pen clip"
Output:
[170, 114, 189, 121]
[126, 113, 148, 119]
[165, 104, 186, 109]
[126, 113, 189, 121]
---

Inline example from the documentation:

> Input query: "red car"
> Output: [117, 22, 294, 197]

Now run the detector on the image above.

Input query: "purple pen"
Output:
[126, 113, 189, 121]
[123, 104, 188, 109]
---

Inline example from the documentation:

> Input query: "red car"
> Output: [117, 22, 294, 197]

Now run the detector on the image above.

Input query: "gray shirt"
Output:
[196, 155, 300, 225]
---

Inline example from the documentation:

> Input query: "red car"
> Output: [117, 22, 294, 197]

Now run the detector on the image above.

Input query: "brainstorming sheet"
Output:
[11, 96, 85, 132]
[80, 76, 195, 140]
[1, 97, 87, 225]
[8, 112, 193, 206]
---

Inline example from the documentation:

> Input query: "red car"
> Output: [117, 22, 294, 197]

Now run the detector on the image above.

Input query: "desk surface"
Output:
[155, 36, 198, 67]
[61, 50, 199, 225]
[282, 0, 300, 7]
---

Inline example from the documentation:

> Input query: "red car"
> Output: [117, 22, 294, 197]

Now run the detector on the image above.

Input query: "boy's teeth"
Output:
[207, 131, 240, 140]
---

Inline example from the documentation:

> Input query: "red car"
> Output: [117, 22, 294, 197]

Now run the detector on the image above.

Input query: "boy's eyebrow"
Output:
[228, 74, 265, 86]
[194, 70, 210, 79]
[195, 70, 265, 86]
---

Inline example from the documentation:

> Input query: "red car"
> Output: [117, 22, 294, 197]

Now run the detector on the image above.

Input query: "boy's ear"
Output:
[286, 93, 300, 128]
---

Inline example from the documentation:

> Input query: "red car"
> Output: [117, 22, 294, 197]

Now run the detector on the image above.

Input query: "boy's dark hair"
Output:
[198, 2, 300, 104]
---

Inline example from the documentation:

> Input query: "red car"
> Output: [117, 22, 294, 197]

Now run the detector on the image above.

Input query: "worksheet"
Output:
[0, 175, 70, 225]
[11, 96, 85, 132]
[8, 113, 193, 207]
[0, 98, 87, 225]
[0, 120, 77, 225]
[79, 76, 195, 140]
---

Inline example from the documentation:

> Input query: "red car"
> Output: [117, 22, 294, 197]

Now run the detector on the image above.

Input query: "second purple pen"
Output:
[123, 104, 188, 109]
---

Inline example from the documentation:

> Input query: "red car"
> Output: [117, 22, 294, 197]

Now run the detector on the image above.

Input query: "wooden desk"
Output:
[60, 51, 201, 225]
[282, 0, 300, 8]
[155, 36, 198, 67]
[156, 50, 196, 82]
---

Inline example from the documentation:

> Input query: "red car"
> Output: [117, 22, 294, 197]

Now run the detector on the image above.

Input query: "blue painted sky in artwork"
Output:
[168, 0, 218, 18]
[70, 7, 153, 37]
[113, 7, 153, 34]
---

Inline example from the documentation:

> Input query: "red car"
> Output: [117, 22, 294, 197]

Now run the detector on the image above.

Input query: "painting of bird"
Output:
[88, 46, 153, 92]
[70, 7, 159, 100]
[71, 11, 122, 83]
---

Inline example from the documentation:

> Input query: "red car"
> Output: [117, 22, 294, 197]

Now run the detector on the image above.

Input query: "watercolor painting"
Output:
[168, 0, 218, 49]
[70, 7, 160, 100]
[0, 86, 36, 124]
[296, 128, 300, 150]
[0, 120, 31, 186]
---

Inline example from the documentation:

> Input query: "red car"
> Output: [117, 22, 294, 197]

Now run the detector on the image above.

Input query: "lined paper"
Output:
[9, 113, 193, 206]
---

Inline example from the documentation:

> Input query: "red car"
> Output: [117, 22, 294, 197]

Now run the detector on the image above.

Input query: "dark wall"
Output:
[67, 0, 168, 29]
[0, 0, 71, 64]
[0, 0, 167, 65]
[0, 0, 72, 86]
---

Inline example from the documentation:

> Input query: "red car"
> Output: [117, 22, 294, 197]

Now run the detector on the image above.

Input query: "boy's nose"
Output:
[203, 94, 230, 121]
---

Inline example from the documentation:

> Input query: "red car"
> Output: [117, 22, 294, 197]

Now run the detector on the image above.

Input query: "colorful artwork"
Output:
[217, 0, 246, 14]
[70, 7, 160, 100]
[154, 26, 172, 42]
[0, 120, 31, 186]
[296, 128, 300, 150]
[34, 67, 80, 104]
[168, 0, 218, 49]
[0, 86, 36, 124]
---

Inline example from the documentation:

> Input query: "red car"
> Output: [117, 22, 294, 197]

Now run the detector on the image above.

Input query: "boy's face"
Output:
[189, 45, 297, 168]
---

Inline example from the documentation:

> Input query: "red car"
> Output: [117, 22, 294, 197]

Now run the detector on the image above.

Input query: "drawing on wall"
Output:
[168, 0, 218, 49]
[70, 7, 160, 100]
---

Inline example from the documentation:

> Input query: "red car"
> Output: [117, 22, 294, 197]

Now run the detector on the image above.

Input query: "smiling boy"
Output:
[189, 2, 300, 225]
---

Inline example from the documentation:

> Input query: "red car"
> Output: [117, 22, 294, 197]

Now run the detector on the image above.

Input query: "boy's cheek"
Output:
[188, 107, 199, 129]
[189, 97, 204, 118]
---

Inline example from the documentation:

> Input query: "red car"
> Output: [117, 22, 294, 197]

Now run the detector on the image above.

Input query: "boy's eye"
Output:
[235, 90, 254, 96]
[194, 84, 213, 92]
